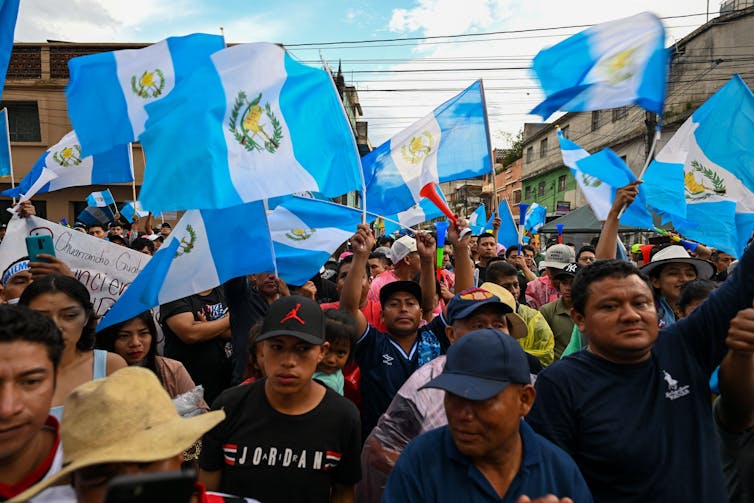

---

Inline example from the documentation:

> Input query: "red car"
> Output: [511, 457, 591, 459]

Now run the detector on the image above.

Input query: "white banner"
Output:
[0, 215, 150, 316]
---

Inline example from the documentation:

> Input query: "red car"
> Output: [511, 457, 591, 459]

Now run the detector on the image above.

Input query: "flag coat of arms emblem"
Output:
[66, 33, 225, 156]
[138, 42, 363, 213]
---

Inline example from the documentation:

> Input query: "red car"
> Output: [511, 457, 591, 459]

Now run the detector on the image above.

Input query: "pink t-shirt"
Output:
[525, 274, 560, 310]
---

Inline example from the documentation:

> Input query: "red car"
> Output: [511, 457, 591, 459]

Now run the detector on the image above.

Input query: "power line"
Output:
[283, 13, 708, 48]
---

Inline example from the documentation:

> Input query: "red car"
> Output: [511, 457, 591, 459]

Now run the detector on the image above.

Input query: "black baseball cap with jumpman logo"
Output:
[258, 295, 326, 345]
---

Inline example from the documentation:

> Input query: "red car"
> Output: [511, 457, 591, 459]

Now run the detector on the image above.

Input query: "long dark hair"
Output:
[19, 274, 97, 351]
[96, 311, 162, 382]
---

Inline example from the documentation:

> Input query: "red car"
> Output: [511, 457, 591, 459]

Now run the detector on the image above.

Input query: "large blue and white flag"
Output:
[1, 131, 133, 200]
[268, 197, 375, 286]
[644, 75, 754, 257]
[66, 33, 224, 156]
[523, 203, 547, 235]
[531, 12, 668, 120]
[558, 130, 614, 220]
[0, 0, 20, 100]
[0, 108, 10, 177]
[363, 80, 491, 217]
[382, 197, 446, 236]
[574, 148, 654, 229]
[98, 201, 276, 331]
[138, 42, 363, 213]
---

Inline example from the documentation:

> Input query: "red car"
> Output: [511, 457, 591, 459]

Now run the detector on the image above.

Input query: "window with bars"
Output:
[612, 106, 628, 121]
[538, 181, 546, 197]
[540, 138, 548, 158]
[591, 111, 602, 131]
[557, 175, 567, 192]
[1, 102, 41, 142]
[526, 146, 533, 163]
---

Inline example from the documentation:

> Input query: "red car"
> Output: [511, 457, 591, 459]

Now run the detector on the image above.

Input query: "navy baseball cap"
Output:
[379, 280, 422, 307]
[445, 288, 513, 324]
[554, 262, 581, 279]
[258, 295, 326, 345]
[421, 328, 530, 400]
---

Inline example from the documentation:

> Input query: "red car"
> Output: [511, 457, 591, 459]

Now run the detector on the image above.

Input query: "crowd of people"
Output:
[0, 188, 753, 503]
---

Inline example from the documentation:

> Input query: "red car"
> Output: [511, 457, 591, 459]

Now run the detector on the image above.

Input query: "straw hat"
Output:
[12, 367, 225, 501]
[478, 282, 529, 341]
[639, 245, 715, 279]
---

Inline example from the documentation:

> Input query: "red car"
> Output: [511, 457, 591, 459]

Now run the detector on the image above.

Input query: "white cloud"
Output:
[388, 0, 508, 37]
[15, 0, 200, 42]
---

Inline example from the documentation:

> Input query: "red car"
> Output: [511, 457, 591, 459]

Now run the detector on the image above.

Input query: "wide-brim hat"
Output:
[640, 245, 715, 279]
[476, 283, 529, 341]
[12, 367, 225, 501]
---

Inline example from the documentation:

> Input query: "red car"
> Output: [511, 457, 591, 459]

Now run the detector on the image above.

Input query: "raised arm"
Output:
[340, 224, 374, 335]
[717, 302, 754, 432]
[675, 241, 754, 375]
[447, 219, 473, 292]
[595, 181, 640, 260]
[415, 231, 437, 319]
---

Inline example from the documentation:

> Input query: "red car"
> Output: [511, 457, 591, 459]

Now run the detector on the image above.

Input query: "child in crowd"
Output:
[242, 322, 266, 384]
[313, 309, 359, 395]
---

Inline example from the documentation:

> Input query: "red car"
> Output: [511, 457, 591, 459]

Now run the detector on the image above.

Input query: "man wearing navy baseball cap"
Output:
[384, 329, 592, 502]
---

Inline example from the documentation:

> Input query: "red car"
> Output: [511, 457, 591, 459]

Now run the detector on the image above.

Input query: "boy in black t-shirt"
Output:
[199, 295, 361, 503]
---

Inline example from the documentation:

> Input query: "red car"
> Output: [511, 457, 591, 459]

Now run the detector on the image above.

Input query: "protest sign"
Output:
[0, 215, 150, 316]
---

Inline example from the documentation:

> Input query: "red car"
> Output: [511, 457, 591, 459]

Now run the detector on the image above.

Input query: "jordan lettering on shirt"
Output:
[222, 443, 342, 471]
[662, 370, 690, 400]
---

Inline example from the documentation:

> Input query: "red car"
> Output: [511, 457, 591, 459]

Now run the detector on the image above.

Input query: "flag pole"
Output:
[2, 109, 16, 205]
[128, 142, 137, 203]
[478, 79, 499, 219]
[317, 53, 368, 225]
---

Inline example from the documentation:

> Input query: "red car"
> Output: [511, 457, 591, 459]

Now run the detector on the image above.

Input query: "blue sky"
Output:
[17, 0, 718, 145]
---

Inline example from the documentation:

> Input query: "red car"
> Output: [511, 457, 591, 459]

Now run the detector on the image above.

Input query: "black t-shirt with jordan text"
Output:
[161, 288, 231, 404]
[200, 379, 361, 503]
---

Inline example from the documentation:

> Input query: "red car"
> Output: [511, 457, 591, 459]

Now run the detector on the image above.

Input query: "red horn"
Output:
[420, 183, 457, 225]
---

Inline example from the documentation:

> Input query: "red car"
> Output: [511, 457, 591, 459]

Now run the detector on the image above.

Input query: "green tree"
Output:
[495, 129, 524, 170]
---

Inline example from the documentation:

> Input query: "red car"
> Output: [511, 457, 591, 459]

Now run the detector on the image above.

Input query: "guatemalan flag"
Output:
[574, 148, 654, 230]
[468, 205, 489, 235]
[382, 197, 446, 236]
[268, 197, 375, 286]
[1, 131, 133, 200]
[558, 130, 618, 221]
[138, 42, 363, 213]
[66, 33, 224, 156]
[363, 80, 491, 217]
[531, 12, 668, 120]
[643, 75, 754, 257]
[0, 0, 20, 100]
[120, 200, 149, 222]
[496, 199, 520, 248]
[98, 201, 276, 331]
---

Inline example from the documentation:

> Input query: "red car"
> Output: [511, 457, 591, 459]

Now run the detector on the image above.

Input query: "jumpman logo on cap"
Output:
[280, 303, 306, 325]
